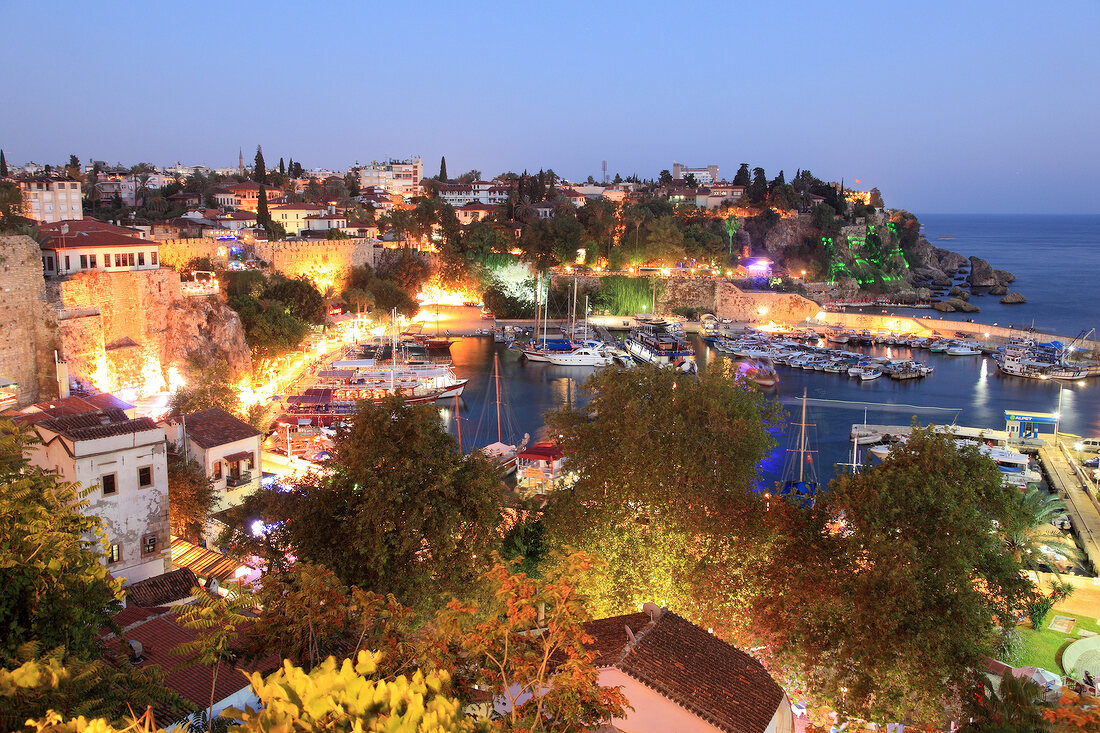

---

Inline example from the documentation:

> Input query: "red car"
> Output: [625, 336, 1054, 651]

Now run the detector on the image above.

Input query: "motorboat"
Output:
[545, 347, 613, 367]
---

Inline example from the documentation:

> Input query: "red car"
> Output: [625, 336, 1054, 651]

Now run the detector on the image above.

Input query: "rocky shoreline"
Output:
[896, 240, 1026, 312]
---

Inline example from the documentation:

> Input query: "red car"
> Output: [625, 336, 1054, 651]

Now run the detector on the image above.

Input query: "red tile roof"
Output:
[585, 609, 787, 733]
[38, 219, 149, 250]
[35, 409, 160, 442]
[164, 407, 261, 449]
[126, 568, 200, 607]
[518, 442, 564, 461]
[170, 536, 252, 583]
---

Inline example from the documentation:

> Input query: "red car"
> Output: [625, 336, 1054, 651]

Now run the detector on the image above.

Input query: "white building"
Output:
[161, 407, 262, 513]
[672, 162, 720, 185]
[15, 176, 84, 223]
[356, 158, 423, 198]
[37, 219, 159, 277]
[269, 202, 335, 236]
[22, 405, 171, 585]
[438, 181, 512, 207]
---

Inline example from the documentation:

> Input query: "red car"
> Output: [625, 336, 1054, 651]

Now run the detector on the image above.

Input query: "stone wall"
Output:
[253, 239, 383, 291]
[0, 235, 58, 406]
[158, 238, 225, 269]
[55, 268, 251, 394]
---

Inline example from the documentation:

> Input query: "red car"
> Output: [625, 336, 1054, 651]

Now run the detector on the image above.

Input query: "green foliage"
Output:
[252, 146, 266, 184]
[590, 275, 662, 316]
[286, 397, 503, 609]
[170, 360, 241, 416]
[751, 428, 1038, 723]
[264, 276, 326, 325]
[175, 585, 253, 726]
[640, 215, 684, 265]
[167, 447, 217, 542]
[0, 420, 124, 664]
[962, 671, 1052, 732]
[732, 163, 751, 186]
[0, 180, 27, 230]
[0, 647, 186, 730]
[542, 363, 782, 618]
[1002, 487, 1081, 575]
[227, 652, 484, 733]
[325, 227, 349, 240]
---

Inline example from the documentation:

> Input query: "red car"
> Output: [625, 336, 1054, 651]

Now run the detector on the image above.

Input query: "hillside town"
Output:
[2, 144, 1099, 733]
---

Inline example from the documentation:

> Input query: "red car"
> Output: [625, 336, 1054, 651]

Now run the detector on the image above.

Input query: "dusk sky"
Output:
[2, 1, 1097, 214]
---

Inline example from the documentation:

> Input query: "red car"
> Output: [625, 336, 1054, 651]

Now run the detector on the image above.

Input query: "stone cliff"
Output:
[0, 235, 59, 406]
[53, 268, 250, 394]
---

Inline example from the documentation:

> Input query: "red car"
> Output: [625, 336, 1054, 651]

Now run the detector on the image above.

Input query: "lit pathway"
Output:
[1039, 442, 1100, 573]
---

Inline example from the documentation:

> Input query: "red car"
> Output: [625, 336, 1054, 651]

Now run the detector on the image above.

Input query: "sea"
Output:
[441, 214, 1100, 488]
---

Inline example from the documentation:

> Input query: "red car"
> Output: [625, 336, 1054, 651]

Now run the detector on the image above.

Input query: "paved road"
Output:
[1041, 442, 1100, 573]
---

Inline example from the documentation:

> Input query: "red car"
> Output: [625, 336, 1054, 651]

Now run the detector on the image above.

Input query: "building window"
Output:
[89, 254, 97, 268]
[101, 473, 117, 495]
[150, 251, 158, 265]
[80, 254, 88, 269]
[128, 253, 135, 266]
[107, 543, 121, 564]
[141, 534, 157, 555]
[137, 252, 145, 266]
[138, 466, 153, 488]
[64, 256, 70, 271]
[212, 461, 222, 480]
[115, 253, 122, 267]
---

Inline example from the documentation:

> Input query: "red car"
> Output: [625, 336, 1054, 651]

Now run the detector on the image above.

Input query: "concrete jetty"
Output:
[1041, 440, 1100, 574]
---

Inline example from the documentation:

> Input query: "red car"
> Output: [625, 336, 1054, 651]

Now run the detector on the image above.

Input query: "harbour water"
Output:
[442, 214, 1100, 488]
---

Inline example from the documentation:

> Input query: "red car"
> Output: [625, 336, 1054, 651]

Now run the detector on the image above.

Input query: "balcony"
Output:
[226, 472, 252, 489]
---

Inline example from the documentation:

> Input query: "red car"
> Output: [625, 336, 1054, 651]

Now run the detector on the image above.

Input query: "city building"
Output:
[268, 203, 340, 236]
[672, 162, 720, 185]
[455, 203, 497, 225]
[213, 181, 282, 212]
[160, 407, 262, 513]
[438, 180, 512, 207]
[19, 403, 171, 585]
[356, 158, 423, 198]
[585, 605, 793, 733]
[37, 219, 159, 277]
[13, 175, 84, 223]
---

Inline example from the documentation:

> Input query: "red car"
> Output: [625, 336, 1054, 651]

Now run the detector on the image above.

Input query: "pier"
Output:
[1040, 440, 1100, 574]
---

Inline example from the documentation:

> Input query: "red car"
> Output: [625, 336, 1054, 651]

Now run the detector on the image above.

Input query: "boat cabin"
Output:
[516, 442, 566, 496]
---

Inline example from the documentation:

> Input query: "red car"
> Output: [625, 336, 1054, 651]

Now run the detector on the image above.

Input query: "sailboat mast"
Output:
[494, 352, 503, 444]
[455, 393, 462, 454]
[571, 276, 578, 337]
[798, 389, 807, 483]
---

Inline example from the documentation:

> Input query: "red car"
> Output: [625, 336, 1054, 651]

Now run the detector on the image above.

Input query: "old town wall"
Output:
[0, 235, 58, 406]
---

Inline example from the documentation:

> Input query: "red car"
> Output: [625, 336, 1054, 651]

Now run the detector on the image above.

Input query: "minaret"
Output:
[239, 149, 244, 176]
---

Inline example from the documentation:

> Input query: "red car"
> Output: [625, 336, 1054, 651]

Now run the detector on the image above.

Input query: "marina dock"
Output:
[1040, 441, 1100, 573]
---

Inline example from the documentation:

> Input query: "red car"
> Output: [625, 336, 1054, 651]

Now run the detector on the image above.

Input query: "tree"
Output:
[252, 146, 266, 184]
[65, 155, 81, 180]
[542, 363, 782, 619]
[641, 215, 685, 265]
[0, 180, 26, 229]
[218, 486, 299, 575]
[277, 157, 285, 176]
[963, 670, 1052, 732]
[0, 149, 7, 177]
[683, 172, 697, 188]
[0, 420, 125, 664]
[747, 166, 768, 204]
[167, 448, 216, 542]
[751, 428, 1037, 724]
[174, 585, 253, 727]
[1000, 487, 1079, 575]
[255, 183, 271, 229]
[169, 360, 241, 417]
[434, 553, 629, 731]
[287, 397, 502, 608]
[438, 155, 448, 181]
[264, 276, 325, 325]
[657, 169, 672, 186]
[456, 169, 482, 184]
[368, 279, 419, 319]
[733, 163, 751, 186]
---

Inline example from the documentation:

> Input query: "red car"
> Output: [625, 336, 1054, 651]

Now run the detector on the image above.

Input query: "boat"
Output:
[624, 319, 696, 372]
[545, 346, 613, 367]
[946, 342, 982, 356]
[731, 357, 778, 388]
[996, 340, 1091, 380]
[516, 441, 567, 496]
[858, 366, 883, 381]
[475, 353, 529, 476]
[775, 390, 818, 508]
[825, 330, 849, 344]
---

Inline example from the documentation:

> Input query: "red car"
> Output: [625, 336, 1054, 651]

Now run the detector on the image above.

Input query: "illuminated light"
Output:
[660, 268, 670, 276]
[250, 520, 266, 537]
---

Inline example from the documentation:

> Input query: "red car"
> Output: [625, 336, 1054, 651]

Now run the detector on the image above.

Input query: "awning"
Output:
[224, 450, 253, 463]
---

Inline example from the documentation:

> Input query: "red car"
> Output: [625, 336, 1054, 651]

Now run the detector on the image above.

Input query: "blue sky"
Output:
[2, 1, 1097, 213]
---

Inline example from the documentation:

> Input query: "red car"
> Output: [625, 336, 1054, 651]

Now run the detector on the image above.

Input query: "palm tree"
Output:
[174, 585, 253, 728]
[1000, 487, 1082, 575]
[964, 670, 1052, 731]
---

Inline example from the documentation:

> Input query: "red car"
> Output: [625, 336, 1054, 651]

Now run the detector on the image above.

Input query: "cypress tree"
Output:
[253, 146, 267, 184]
[278, 157, 285, 176]
[287, 158, 294, 178]
[438, 155, 447, 182]
[0, 149, 7, 177]
[257, 184, 270, 226]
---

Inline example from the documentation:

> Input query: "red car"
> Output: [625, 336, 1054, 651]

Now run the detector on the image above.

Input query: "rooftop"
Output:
[35, 409, 160, 442]
[38, 219, 149, 250]
[584, 608, 786, 733]
[126, 568, 200, 607]
[165, 407, 261, 449]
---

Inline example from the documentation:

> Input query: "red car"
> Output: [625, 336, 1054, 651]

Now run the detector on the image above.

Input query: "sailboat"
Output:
[776, 390, 819, 508]
[477, 352, 529, 476]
